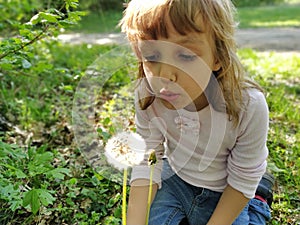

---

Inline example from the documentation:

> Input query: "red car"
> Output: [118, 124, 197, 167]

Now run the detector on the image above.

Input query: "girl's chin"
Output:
[160, 98, 205, 112]
[160, 98, 189, 110]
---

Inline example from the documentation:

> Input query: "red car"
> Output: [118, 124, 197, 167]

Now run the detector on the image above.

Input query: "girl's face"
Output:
[137, 16, 220, 111]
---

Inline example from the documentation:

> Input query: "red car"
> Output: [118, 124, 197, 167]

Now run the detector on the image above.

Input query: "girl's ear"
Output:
[212, 59, 221, 72]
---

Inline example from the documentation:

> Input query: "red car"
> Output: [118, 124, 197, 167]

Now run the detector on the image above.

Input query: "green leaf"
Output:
[107, 193, 121, 208]
[23, 190, 32, 207]
[67, 11, 85, 21]
[268, 162, 286, 173]
[23, 189, 55, 214]
[68, 178, 78, 185]
[35, 152, 53, 164]
[36, 189, 56, 206]
[15, 169, 27, 178]
[23, 189, 40, 214]
[45, 168, 71, 180]
[0, 163, 27, 178]
[28, 152, 54, 176]
[1, 184, 18, 201]
[46, 8, 65, 17]
[58, 19, 77, 26]
[10, 199, 23, 211]
[30, 190, 40, 214]
[28, 13, 41, 25]
[27, 12, 60, 25]
[39, 12, 60, 23]
[65, 0, 79, 10]
[19, 28, 33, 38]
[62, 85, 73, 92]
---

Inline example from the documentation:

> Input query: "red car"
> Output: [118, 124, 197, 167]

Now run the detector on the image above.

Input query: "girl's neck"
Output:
[184, 93, 209, 112]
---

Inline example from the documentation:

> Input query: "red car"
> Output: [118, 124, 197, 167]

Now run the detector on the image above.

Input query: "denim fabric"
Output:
[249, 199, 271, 225]
[149, 160, 271, 225]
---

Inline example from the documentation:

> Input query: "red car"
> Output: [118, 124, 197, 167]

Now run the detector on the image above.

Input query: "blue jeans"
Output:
[149, 160, 271, 225]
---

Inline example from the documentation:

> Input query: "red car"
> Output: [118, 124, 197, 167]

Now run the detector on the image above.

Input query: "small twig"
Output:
[6, 70, 37, 77]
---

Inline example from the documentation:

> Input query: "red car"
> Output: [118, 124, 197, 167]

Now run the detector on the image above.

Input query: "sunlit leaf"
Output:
[22, 58, 31, 69]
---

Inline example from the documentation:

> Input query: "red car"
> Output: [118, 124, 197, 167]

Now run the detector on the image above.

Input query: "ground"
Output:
[57, 27, 300, 52]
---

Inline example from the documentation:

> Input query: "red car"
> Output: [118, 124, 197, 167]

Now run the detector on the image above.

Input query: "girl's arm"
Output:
[207, 91, 269, 224]
[127, 179, 158, 225]
[207, 185, 249, 225]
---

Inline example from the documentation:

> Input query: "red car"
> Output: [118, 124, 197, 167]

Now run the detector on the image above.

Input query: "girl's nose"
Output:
[159, 63, 177, 83]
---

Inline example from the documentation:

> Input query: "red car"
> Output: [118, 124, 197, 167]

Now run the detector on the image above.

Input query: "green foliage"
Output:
[23, 189, 56, 215]
[78, 0, 123, 11]
[0, 33, 133, 224]
[69, 10, 123, 33]
[233, 0, 285, 7]
[0, 41, 112, 130]
[237, 4, 300, 28]
[0, 141, 67, 214]
[0, 1, 126, 222]
[0, 139, 123, 224]
[96, 85, 136, 143]
[0, 0, 86, 77]
[0, 0, 42, 33]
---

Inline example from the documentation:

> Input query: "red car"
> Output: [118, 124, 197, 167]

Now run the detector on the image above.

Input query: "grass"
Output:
[237, 4, 300, 28]
[65, 1, 300, 34]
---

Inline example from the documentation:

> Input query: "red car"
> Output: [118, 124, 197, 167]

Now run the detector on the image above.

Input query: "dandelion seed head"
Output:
[105, 131, 146, 170]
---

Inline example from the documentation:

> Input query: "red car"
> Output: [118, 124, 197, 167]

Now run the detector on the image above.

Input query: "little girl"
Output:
[120, 0, 273, 224]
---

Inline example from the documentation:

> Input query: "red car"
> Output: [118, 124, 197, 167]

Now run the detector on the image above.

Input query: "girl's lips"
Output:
[159, 89, 180, 102]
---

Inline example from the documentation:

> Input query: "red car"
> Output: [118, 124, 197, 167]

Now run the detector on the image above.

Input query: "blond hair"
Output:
[120, 0, 262, 126]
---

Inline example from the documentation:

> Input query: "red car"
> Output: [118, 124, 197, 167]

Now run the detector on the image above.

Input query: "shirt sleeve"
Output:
[227, 90, 269, 198]
[130, 102, 165, 188]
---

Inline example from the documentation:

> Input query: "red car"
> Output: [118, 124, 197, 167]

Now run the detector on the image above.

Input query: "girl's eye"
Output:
[144, 54, 160, 62]
[144, 55, 158, 62]
[142, 51, 160, 62]
[178, 53, 197, 62]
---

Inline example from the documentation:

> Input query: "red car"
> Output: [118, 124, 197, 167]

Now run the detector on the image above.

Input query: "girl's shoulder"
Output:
[235, 87, 269, 141]
[239, 87, 269, 124]
[242, 87, 267, 109]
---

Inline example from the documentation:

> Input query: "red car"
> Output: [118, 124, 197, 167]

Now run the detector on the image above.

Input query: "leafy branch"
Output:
[0, 25, 49, 60]
[0, 0, 85, 66]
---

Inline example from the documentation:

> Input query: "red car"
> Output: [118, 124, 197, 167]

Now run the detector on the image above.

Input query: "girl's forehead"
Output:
[164, 13, 206, 35]
[135, 13, 211, 49]
[136, 12, 208, 40]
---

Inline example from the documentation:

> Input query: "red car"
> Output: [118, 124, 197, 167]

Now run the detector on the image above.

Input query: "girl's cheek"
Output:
[143, 63, 156, 78]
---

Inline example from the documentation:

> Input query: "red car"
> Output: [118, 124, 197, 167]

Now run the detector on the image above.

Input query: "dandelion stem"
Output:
[122, 168, 128, 225]
[145, 164, 154, 225]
